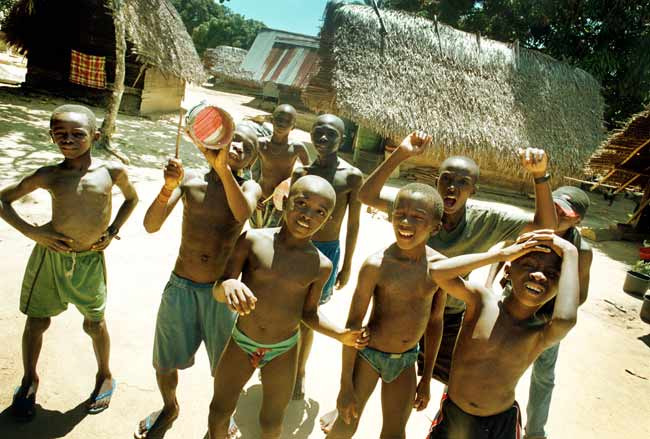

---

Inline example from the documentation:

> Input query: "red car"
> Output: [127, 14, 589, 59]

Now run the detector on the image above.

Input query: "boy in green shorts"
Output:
[0, 104, 139, 420]
[208, 175, 368, 439]
[135, 124, 262, 439]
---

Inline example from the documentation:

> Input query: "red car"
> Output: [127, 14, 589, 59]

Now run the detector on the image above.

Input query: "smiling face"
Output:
[437, 156, 479, 215]
[508, 249, 562, 308]
[310, 114, 344, 158]
[284, 176, 336, 239]
[392, 185, 443, 250]
[272, 105, 297, 137]
[50, 112, 98, 159]
[227, 126, 257, 170]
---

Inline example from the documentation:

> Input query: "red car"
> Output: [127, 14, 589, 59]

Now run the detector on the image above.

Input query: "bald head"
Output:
[274, 104, 297, 118]
[440, 156, 480, 182]
[235, 122, 259, 146]
[51, 104, 97, 132]
[291, 175, 336, 210]
[314, 114, 345, 135]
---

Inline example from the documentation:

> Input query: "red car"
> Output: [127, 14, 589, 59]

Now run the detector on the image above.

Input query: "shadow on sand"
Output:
[233, 384, 320, 439]
[0, 400, 88, 438]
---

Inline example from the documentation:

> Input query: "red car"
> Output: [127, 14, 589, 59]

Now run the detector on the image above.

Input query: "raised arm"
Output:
[143, 158, 184, 233]
[336, 258, 378, 424]
[211, 148, 262, 223]
[0, 168, 73, 252]
[536, 236, 579, 351]
[518, 148, 558, 233]
[336, 171, 363, 289]
[414, 288, 446, 412]
[358, 132, 431, 213]
[295, 142, 311, 167]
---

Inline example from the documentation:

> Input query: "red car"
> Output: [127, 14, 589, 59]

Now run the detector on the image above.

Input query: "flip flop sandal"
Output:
[87, 378, 116, 414]
[11, 384, 37, 421]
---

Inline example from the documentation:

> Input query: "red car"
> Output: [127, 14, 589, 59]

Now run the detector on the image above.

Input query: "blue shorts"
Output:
[153, 273, 236, 376]
[359, 345, 419, 383]
[313, 240, 340, 304]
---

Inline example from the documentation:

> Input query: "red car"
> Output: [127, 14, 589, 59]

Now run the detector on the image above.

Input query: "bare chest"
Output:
[183, 182, 238, 227]
[50, 167, 112, 205]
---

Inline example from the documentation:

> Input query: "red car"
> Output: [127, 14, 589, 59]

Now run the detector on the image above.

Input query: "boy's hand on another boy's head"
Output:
[221, 279, 257, 315]
[163, 158, 184, 190]
[413, 378, 431, 411]
[548, 234, 578, 257]
[29, 226, 74, 253]
[397, 131, 431, 157]
[518, 147, 548, 178]
[500, 230, 555, 261]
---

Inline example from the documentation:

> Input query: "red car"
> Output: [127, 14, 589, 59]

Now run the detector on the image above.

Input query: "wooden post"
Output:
[95, 0, 129, 164]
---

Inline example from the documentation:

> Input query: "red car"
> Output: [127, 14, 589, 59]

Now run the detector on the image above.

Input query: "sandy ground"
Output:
[0, 84, 649, 439]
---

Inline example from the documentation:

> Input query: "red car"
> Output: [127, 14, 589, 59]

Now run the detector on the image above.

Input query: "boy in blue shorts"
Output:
[291, 114, 363, 399]
[0, 104, 138, 420]
[135, 124, 262, 438]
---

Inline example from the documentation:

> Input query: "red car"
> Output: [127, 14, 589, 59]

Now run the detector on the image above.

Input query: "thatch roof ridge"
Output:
[304, 4, 604, 185]
[586, 107, 650, 190]
[2, 0, 206, 83]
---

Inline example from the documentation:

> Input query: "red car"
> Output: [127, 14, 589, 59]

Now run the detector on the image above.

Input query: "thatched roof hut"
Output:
[304, 4, 604, 189]
[2, 0, 206, 115]
[587, 108, 650, 229]
[204, 46, 252, 82]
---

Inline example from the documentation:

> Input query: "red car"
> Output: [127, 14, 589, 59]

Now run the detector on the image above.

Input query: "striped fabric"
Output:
[69, 50, 106, 89]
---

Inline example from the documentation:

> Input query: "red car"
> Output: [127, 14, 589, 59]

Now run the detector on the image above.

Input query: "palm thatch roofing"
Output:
[304, 4, 604, 186]
[204, 46, 253, 81]
[587, 108, 650, 193]
[2, 0, 206, 83]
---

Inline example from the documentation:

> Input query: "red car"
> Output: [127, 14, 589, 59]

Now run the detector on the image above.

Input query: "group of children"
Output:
[0, 102, 591, 439]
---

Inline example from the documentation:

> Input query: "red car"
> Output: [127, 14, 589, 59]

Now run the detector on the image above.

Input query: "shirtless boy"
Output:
[208, 175, 368, 439]
[321, 132, 556, 433]
[327, 176, 448, 439]
[250, 104, 309, 228]
[292, 114, 363, 399]
[427, 231, 579, 439]
[135, 124, 262, 438]
[0, 105, 138, 419]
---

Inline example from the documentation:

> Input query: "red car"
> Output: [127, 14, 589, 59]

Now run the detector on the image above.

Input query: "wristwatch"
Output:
[107, 225, 120, 239]
[533, 173, 551, 184]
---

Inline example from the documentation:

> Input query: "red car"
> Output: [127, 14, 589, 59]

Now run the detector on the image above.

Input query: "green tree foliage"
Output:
[380, 0, 650, 128]
[170, 0, 264, 55]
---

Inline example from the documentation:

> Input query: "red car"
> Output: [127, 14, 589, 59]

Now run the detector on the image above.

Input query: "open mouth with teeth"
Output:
[296, 219, 311, 229]
[443, 196, 457, 209]
[397, 230, 414, 239]
[524, 282, 546, 295]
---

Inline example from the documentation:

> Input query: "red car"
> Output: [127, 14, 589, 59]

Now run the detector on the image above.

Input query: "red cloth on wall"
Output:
[69, 49, 106, 89]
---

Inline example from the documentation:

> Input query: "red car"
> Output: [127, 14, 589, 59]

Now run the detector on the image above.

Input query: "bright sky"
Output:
[226, 0, 330, 36]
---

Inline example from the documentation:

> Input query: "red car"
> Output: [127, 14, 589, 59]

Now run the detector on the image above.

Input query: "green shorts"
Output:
[20, 244, 107, 321]
[153, 273, 237, 375]
[232, 324, 300, 368]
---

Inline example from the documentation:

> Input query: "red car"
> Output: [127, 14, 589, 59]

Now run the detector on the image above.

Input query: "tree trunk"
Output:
[96, 0, 129, 164]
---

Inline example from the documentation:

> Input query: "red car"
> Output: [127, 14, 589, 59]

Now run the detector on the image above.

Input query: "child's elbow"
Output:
[143, 218, 160, 234]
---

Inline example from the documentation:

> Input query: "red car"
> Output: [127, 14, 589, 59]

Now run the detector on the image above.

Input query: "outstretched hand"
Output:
[219, 279, 257, 315]
[397, 131, 431, 157]
[518, 147, 548, 178]
[339, 326, 370, 349]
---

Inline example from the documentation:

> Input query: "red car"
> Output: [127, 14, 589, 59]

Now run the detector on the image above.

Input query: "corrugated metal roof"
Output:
[241, 29, 320, 89]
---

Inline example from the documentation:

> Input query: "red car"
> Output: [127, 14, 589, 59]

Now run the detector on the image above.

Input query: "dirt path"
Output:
[0, 86, 648, 438]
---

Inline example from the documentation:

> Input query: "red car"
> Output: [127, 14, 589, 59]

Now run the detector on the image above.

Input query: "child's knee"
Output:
[259, 414, 283, 436]
[25, 317, 51, 334]
[82, 319, 105, 336]
[209, 397, 235, 421]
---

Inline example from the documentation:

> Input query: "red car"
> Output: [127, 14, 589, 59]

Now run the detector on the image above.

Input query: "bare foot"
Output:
[87, 376, 116, 414]
[319, 409, 338, 434]
[202, 418, 240, 439]
[292, 374, 305, 400]
[134, 406, 179, 439]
